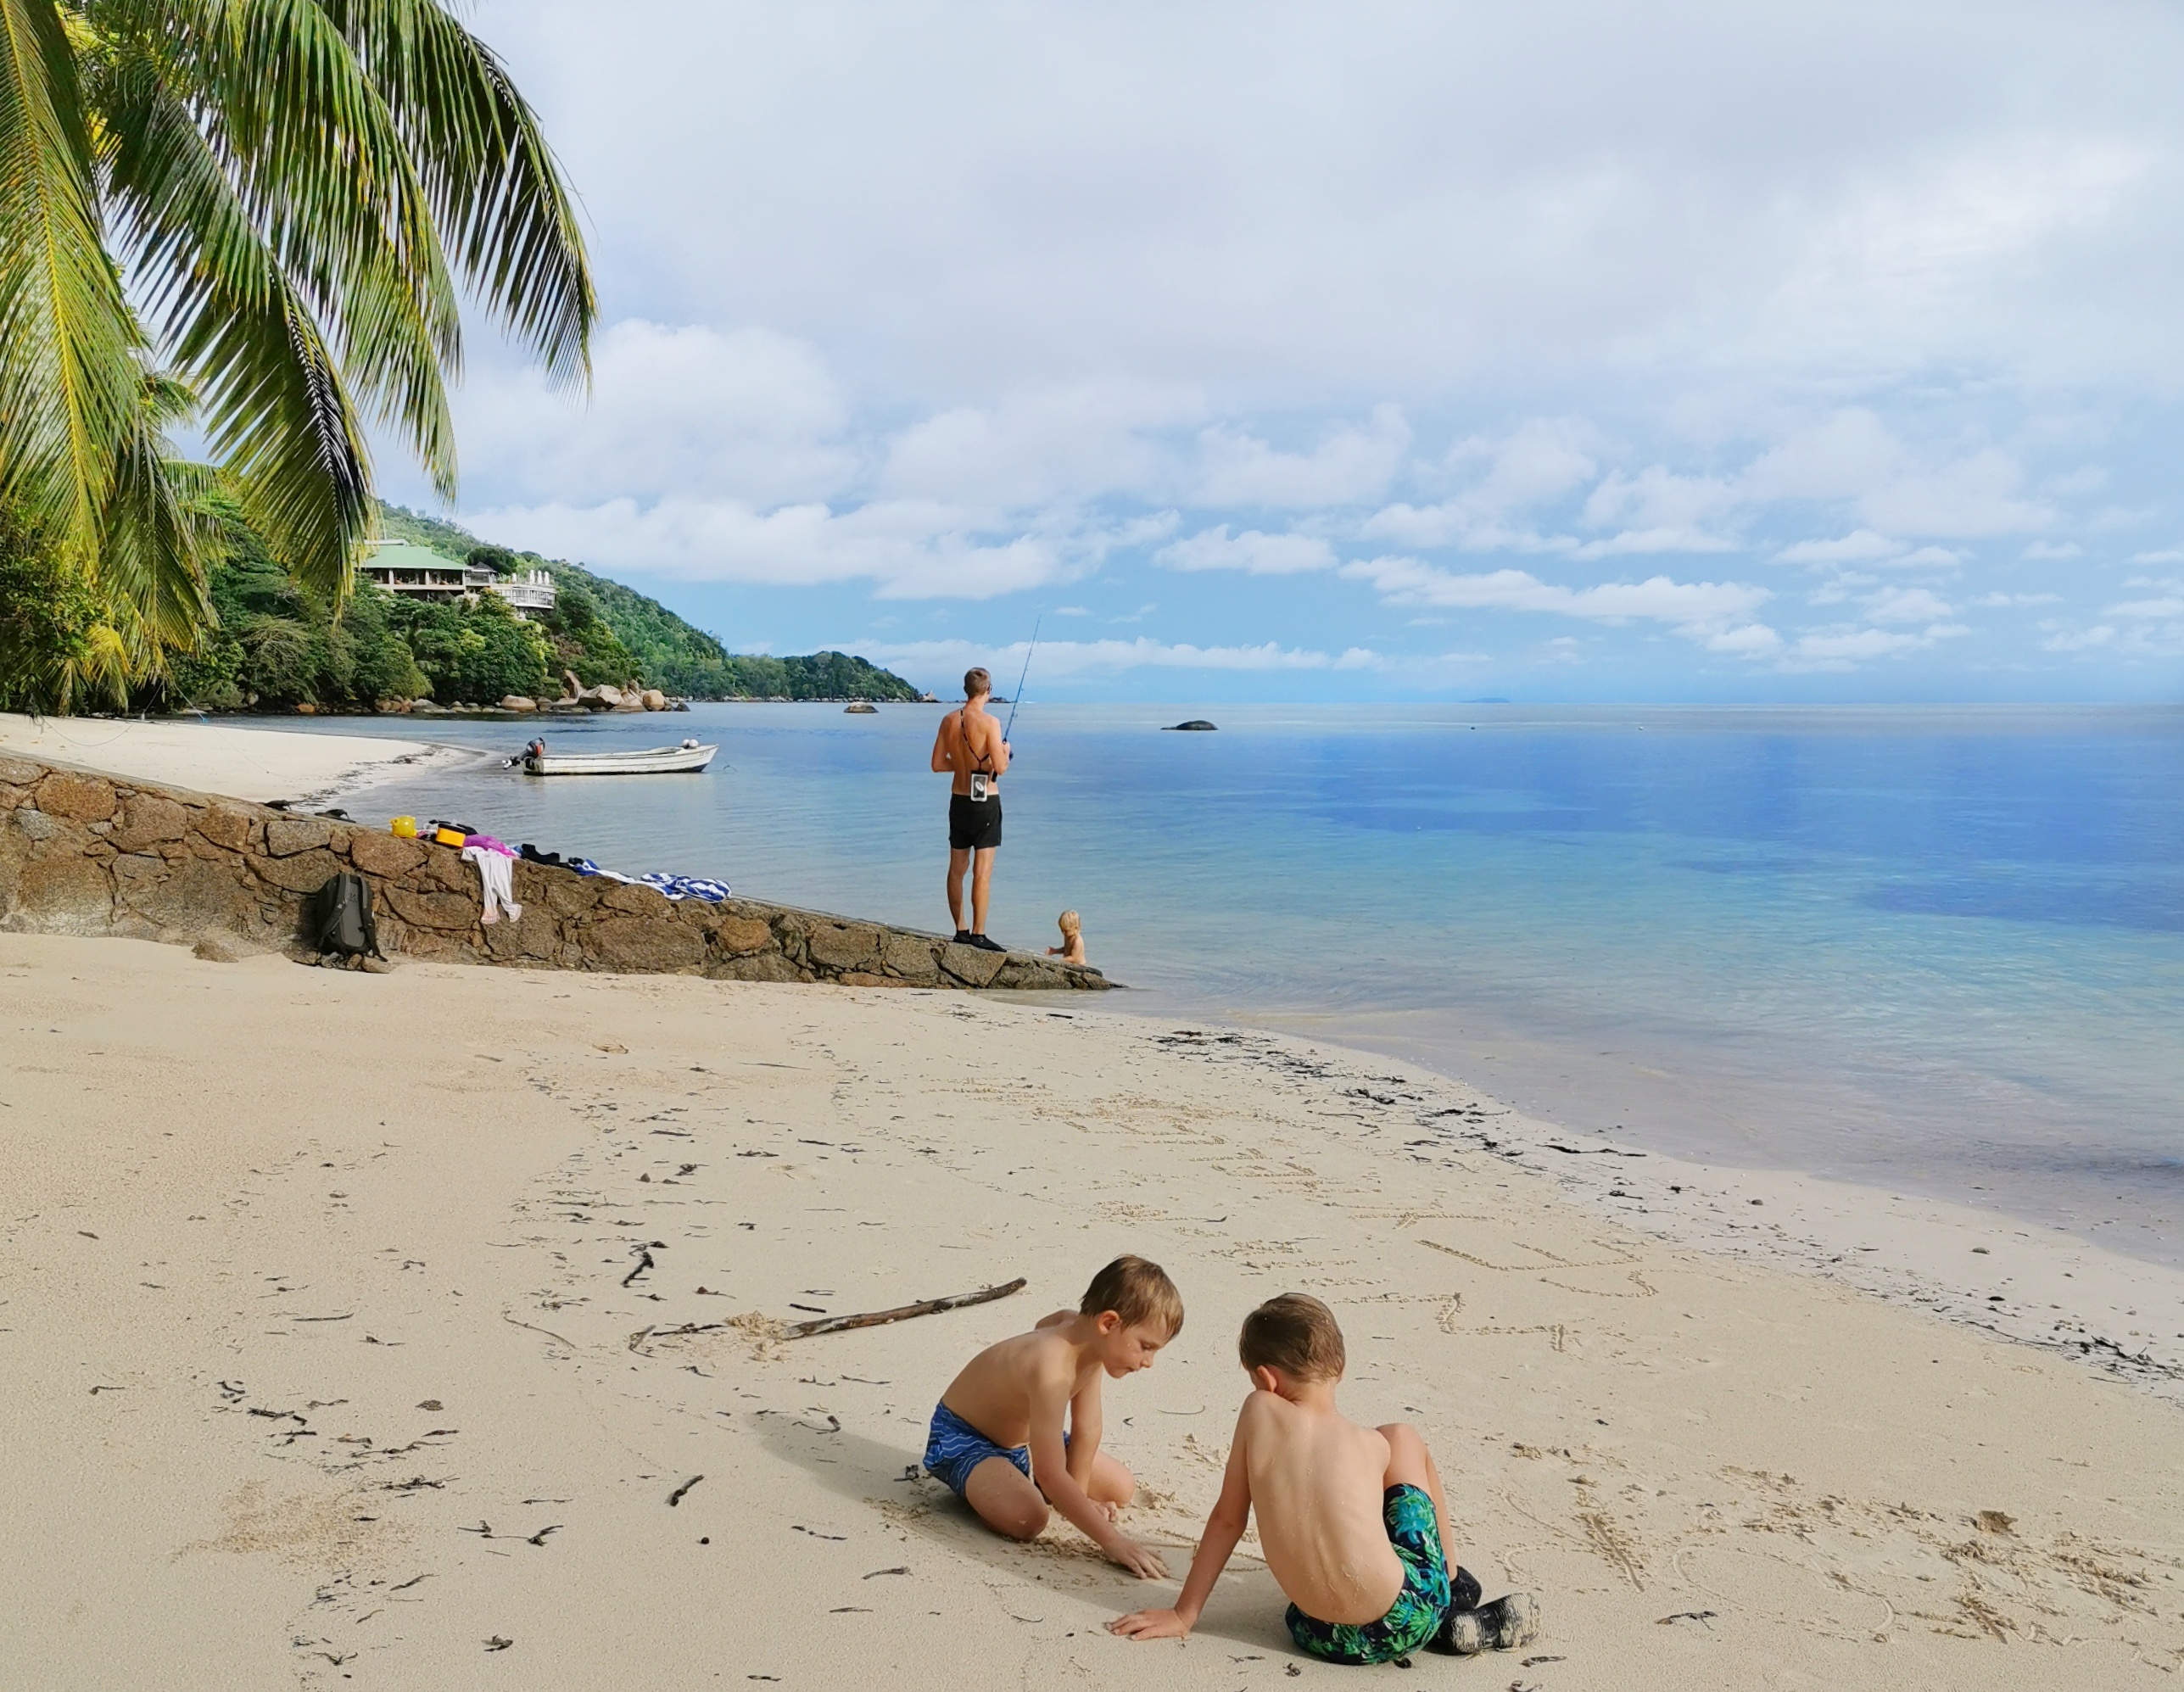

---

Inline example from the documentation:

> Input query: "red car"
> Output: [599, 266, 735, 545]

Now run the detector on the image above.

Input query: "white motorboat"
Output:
[521, 738, 717, 776]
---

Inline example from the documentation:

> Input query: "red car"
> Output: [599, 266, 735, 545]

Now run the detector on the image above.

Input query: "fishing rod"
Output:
[1003, 617, 1040, 745]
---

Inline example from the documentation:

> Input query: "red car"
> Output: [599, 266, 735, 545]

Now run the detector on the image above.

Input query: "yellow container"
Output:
[390, 816, 418, 839]
[433, 825, 468, 848]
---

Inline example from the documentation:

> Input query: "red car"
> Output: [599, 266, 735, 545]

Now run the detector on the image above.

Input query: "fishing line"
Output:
[1003, 617, 1041, 745]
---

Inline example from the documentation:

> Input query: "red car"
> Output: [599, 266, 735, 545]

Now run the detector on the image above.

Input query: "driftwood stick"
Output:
[785, 1277, 1027, 1340]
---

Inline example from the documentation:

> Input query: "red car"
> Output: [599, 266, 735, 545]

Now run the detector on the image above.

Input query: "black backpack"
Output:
[306, 873, 383, 960]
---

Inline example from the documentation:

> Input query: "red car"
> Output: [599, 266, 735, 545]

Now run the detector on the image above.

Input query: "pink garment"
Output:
[464, 833, 517, 857]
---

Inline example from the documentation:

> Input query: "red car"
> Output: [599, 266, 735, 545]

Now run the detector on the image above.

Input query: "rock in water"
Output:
[500, 695, 537, 712]
[845, 702, 878, 714]
[1163, 719, 1218, 731]
[641, 689, 667, 712]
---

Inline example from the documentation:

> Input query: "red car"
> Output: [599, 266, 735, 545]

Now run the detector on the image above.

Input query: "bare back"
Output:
[934, 705, 1008, 798]
[940, 1324, 1087, 1448]
[1236, 1391, 1404, 1625]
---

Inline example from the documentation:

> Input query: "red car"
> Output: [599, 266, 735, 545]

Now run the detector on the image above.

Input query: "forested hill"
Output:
[377, 505, 923, 701]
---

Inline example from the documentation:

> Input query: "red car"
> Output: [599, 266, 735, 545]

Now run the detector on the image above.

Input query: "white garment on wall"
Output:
[461, 846, 523, 924]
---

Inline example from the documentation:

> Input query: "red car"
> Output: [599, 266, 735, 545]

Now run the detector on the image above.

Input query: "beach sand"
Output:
[0, 713, 448, 805]
[2, 931, 2178, 1689]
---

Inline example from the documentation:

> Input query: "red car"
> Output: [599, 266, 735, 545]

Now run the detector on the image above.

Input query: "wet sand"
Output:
[0, 932, 2178, 1689]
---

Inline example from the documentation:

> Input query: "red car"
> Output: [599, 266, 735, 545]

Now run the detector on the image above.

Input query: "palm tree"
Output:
[0, 0, 593, 697]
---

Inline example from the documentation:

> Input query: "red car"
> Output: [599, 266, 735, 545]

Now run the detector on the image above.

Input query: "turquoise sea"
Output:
[268, 703, 2184, 1267]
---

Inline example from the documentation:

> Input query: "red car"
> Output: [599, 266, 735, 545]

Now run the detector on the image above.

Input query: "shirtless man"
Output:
[930, 666, 1011, 949]
[923, 1256, 1180, 1578]
[1110, 1293, 1539, 1664]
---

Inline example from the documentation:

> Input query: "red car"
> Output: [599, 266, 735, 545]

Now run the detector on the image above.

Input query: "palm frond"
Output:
[100, 393, 221, 660]
[93, 5, 459, 510]
[313, 0, 595, 387]
[0, 0, 142, 551]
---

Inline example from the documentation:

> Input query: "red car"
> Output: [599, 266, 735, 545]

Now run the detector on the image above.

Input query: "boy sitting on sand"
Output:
[925, 1255, 1180, 1578]
[1110, 1293, 1538, 1664]
[1047, 909, 1086, 964]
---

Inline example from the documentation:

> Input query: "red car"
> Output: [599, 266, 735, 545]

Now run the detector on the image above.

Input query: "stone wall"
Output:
[0, 757, 1109, 991]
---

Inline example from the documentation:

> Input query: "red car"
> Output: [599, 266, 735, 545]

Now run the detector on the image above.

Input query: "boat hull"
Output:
[522, 744, 717, 775]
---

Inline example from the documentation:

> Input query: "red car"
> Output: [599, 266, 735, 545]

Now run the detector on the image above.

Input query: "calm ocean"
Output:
[268, 703, 2184, 1266]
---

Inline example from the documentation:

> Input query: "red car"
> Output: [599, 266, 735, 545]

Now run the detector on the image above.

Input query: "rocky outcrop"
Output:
[0, 756, 1110, 992]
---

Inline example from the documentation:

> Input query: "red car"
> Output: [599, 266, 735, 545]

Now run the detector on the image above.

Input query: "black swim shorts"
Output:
[949, 794, 1003, 852]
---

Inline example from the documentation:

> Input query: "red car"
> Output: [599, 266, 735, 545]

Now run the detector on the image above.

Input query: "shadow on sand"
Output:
[747, 1408, 1296, 1654]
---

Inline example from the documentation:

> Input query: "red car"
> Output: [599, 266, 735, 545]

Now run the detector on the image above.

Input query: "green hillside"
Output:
[378, 505, 920, 701]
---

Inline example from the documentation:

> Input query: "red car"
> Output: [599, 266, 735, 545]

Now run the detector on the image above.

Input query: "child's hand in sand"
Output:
[1108, 1537, 1169, 1579]
[1109, 1605, 1191, 1639]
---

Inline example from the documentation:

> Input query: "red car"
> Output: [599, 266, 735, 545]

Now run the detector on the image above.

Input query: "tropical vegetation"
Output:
[0, 0, 593, 711]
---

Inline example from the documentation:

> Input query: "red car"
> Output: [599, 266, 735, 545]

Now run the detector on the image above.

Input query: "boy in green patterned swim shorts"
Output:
[1110, 1293, 1539, 1665]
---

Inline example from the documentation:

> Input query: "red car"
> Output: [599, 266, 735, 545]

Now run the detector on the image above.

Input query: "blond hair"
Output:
[1239, 1293, 1345, 1381]
[1081, 1254, 1184, 1337]
[1058, 910, 1081, 935]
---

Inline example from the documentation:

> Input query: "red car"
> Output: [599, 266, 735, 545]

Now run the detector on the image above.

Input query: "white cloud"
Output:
[451, 321, 857, 508]
[1970, 591, 2062, 606]
[1783, 622, 1969, 669]
[2109, 595, 2184, 619]
[2021, 540, 2082, 560]
[1775, 528, 1903, 565]
[1192, 405, 1410, 508]
[2130, 547, 2184, 564]
[1155, 525, 1336, 575]
[2042, 623, 2117, 651]
[1706, 623, 1783, 656]
[471, 496, 1068, 600]
[1863, 586, 1955, 624]
[878, 381, 1200, 506]
[1342, 556, 1769, 628]
[857, 636, 1376, 678]
[1742, 411, 2053, 537]
[1361, 418, 1597, 550]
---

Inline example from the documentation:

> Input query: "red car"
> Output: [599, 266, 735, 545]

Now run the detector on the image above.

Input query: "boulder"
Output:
[540, 873, 606, 919]
[939, 941, 1008, 988]
[12, 807, 60, 842]
[34, 771, 118, 822]
[588, 916, 706, 973]
[641, 689, 667, 712]
[600, 880, 671, 917]
[121, 856, 255, 936]
[263, 815, 336, 856]
[250, 845, 344, 894]
[500, 695, 539, 712]
[709, 913, 774, 958]
[807, 923, 880, 972]
[347, 830, 427, 880]
[593, 684, 624, 708]
[10, 852, 114, 931]
[112, 793, 189, 852]
[0, 756, 45, 786]
[881, 933, 943, 983]
[190, 806, 254, 852]
[707, 950, 802, 984]
[383, 886, 478, 930]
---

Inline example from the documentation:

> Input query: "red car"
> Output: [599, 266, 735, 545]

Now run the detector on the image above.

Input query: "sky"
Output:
[374, 1, 2184, 702]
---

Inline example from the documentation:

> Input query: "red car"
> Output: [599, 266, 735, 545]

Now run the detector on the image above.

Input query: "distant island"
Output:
[163, 500, 923, 714]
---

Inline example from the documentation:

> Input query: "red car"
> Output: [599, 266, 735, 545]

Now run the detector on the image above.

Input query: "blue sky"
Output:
[377, 1, 2184, 702]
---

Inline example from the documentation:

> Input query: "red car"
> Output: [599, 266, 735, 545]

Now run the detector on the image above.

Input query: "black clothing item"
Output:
[948, 793, 1003, 852]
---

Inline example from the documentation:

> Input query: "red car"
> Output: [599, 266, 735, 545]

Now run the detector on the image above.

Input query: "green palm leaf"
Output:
[0, 0, 141, 552]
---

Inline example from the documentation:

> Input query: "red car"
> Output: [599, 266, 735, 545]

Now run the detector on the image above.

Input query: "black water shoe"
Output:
[1431, 1592, 1539, 1655]
[954, 930, 974, 944]
[969, 934, 1007, 952]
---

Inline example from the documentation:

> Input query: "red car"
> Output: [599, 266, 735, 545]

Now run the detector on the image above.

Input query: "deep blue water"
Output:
[264, 703, 2184, 1265]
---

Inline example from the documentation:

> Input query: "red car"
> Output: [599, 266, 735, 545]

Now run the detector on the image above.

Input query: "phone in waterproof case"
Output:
[969, 772, 995, 801]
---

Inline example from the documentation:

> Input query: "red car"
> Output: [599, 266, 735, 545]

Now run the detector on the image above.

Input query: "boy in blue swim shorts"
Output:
[924, 1255, 1181, 1579]
[1111, 1293, 1540, 1664]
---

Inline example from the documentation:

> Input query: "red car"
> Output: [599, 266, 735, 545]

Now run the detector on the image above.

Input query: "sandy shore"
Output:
[1, 932, 2178, 1689]
[0, 713, 453, 804]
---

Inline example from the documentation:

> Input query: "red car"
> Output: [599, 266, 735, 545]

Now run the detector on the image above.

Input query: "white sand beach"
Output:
[1, 930, 2179, 1690]
[0, 714, 447, 806]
